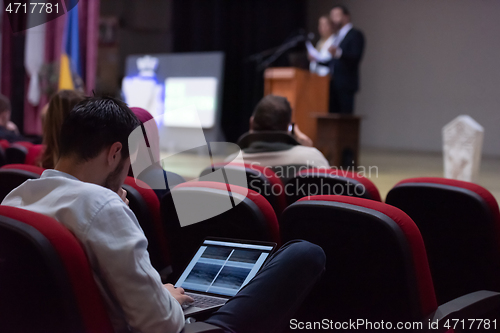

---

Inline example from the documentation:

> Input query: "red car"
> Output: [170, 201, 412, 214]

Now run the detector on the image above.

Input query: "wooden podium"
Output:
[315, 114, 361, 167]
[264, 67, 361, 168]
[264, 67, 329, 142]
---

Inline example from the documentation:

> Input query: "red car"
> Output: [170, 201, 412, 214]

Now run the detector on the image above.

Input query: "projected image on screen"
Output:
[163, 77, 218, 129]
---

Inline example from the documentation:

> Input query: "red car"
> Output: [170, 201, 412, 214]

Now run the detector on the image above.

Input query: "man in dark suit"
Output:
[325, 5, 365, 114]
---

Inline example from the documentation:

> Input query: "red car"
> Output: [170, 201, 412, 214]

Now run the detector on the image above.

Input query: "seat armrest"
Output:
[183, 322, 223, 333]
[424, 290, 500, 332]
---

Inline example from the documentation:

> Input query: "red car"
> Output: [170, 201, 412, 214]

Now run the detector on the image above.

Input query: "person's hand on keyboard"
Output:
[164, 283, 194, 306]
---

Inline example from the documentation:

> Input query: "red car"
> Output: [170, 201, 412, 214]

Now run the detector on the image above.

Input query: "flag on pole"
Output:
[58, 1, 82, 91]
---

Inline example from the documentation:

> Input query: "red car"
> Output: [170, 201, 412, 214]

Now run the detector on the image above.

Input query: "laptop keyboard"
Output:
[186, 292, 227, 309]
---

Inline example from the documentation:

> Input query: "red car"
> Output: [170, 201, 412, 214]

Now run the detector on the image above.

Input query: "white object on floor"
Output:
[443, 115, 484, 182]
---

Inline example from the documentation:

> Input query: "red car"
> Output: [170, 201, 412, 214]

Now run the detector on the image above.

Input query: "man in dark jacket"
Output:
[0, 94, 24, 142]
[324, 5, 365, 114]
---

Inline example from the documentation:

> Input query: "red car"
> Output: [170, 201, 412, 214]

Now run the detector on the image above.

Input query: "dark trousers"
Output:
[329, 84, 355, 114]
[205, 240, 326, 333]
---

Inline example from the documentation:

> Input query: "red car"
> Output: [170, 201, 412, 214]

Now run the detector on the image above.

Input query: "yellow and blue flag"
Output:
[58, 0, 82, 90]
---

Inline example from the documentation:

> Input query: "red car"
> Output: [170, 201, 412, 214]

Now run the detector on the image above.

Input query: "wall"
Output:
[98, 0, 174, 94]
[308, 0, 500, 156]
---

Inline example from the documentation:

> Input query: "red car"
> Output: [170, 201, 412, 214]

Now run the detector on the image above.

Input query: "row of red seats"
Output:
[1, 163, 500, 330]
[0, 139, 45, 166]
[200, 162, 382, 217]
[2, 162, 500, 300]
[180, 164, 500, 326]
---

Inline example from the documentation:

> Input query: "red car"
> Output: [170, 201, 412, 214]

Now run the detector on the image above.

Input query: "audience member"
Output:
[309, 15, 335, 76]
[0, 94, 25, 143]
[228, 95, 330, 168]
[39, 90, 85, 168]
[323, 5, 365, 114]
[2, 96, 325, 333]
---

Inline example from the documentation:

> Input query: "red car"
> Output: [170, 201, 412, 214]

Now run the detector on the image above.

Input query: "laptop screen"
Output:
[175, 239, 275, 297]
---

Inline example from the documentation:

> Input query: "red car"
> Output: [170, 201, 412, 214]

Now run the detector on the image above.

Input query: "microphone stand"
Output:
[243, 32, 311, 120]
[245, 34, 308, 72]
[245, 45, 283, 64]
[257, 35, 307, 71]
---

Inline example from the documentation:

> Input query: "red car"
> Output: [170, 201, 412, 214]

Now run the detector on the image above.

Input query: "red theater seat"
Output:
[200, 162, 287, 216]
[284, 167, 381, 205]
[0, 206, 114, 332]
[280, 195, 500, 327]
[25, 144, 45, 166]
[386, 177, 500, 304]
[0, 145, 5, 167]
[0, 139, 9, 151]
[4, 142, 35, 164]
[161, 181, 280, 279]
[5, 144, 28, 164]
[0, 163, 45, 174]
[11, 141, 33, 149]
[0, 164, 45, 202]
[123, 176, 171, 274]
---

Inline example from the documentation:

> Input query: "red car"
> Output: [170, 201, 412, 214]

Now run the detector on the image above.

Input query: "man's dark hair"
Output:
[59, 96, 140, 162]
[332, 4, 350, 16]
[0, 94, 11, 113]
[252, 95, 292, 132]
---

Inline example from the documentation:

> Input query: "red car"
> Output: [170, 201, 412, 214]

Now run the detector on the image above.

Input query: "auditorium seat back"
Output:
[11, 141, 33, 149]
[200, 163, 286, 216]
[268, 164, 309, 184]
[0, 164, 45, 202]
[0, 145, 5, 167]
[236, 131, 300, 149]
[5, 144, 28, 164]
[281, 195, 436, 323]
[123, 176, 171, 272]
[284, 168, 381, 205]
[161, 181, 280, 279]
[131, 164, 186, 201]
[0, 139, 9, 151]
[25, 144, 45, 166]
[0, 206, 113, 332]
[386, 177, 500, 304]
[4, 141, 35, 164]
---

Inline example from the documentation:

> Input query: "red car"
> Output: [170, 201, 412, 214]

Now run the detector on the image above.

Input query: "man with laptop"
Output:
[176, 238, 277, 317]
[1, 96, 326, 333]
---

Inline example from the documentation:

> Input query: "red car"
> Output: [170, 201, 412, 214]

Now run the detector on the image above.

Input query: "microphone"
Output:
[290, 32, 315, 44]
[254, 30, 316, 70]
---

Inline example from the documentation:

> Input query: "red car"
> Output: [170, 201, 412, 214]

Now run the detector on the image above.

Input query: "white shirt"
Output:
[309, 35, 334, 76]
[1, 170, 185, 333]
[227, 145, 330, 169]
[332, 23, 353, 59]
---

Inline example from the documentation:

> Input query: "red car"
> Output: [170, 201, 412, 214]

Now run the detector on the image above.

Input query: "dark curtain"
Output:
[172, 0, 307, 143]
[1, 11, 26, 133]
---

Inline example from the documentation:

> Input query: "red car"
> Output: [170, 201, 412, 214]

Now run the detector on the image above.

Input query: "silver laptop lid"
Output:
[175, 238, 276, 297]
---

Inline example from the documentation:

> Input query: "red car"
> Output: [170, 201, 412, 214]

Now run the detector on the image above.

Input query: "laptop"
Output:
[175, 237, 277, 316]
